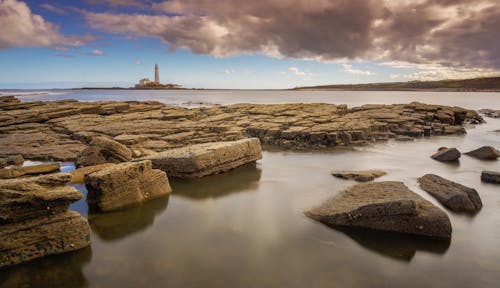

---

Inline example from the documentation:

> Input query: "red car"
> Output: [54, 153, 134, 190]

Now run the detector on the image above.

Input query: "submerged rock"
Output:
[481, 171, 500, 184]
[76, 136, 132, 167]
[418, 174, 482, 213]
[0, 163, 60, 179]
[464, 146, 500, 160]
[138, 138, 263, 178]
[306, 181, 452, 239]
[0, 173, 90, 268]
[85, 160, 171, 212]
[331, 170, 387, 182]
[431, 147, 461, 162]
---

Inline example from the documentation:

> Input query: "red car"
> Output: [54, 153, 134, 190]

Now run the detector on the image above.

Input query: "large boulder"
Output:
[70, 163, 116, 183]
[481, 171, 500, 184]
[465, 146, 500, 160]
[331, 170, 387, 182]
[85, 160, 171, 212]
[418, 174, 482, 213]
[137, 138, 263, 178]
[306, 181, 452, 239]
[0, 173, 81, 224]
[0, 173, 90, 268]
[75, 136, 132, 167]
[431, 147, 461, 162]
[0, 163, 60, 179]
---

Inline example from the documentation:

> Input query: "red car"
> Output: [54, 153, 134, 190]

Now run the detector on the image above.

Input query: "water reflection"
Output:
[336, 227, 450, 262]
[0, 247, 92, 288]
[89, 195, 169, 242]
[171, 164, 261, 199]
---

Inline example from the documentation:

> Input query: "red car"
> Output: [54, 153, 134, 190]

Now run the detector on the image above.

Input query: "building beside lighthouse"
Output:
[135, 64, 182, 89]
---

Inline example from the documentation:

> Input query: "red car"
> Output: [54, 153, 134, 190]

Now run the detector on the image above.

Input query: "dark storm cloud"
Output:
[80, 0, 500, 70]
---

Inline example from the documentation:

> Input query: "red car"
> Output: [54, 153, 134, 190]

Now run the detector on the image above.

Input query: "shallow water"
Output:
[0, 91, 499, 287]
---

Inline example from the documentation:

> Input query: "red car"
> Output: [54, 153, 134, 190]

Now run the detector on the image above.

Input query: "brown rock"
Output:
[70, 163, 116, 183]
[331, 170, 387, 182]
[0, 173, 82, 224]
[465, 146, 500, 160]
[0, 163, 61, 179]
[6, 155, 24, 166]
[431, 147, 461, 162]
[76, 136, 132, 167]
[85, 160, 171, 212]
[0, 211, 90, 268]
[418, 174, 482, 213]
[0, 158, 6, 168]
[481, 171, 500, 184]
[138, 138, 263, 178]
[306, 181, 452, 239]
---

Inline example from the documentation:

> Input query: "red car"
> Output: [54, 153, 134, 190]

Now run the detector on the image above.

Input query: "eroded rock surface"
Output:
[481, 171, 500, 184]
[331, 170, 387, 182]
[85, 160, 171, 211]
[137, 138, 263, 178]
[418, 174, 482, 213]
[0, 163, 60, 179]
[0, 96, 483, 161]
[76, 136, 132, 167]
[0, 173, 90, 268]
[465, 146, 500, 160]
[306, 181, 452, 239]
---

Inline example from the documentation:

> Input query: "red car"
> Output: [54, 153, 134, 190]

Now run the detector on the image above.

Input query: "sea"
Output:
[0, 89, 499, 288]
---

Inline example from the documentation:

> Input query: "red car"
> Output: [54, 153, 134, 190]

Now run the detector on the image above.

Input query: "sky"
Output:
[1, 0, 500, 89]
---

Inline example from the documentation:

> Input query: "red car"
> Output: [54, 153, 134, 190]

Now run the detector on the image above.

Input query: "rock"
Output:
[138, 138, 263, 178]
[306, 181, 452, 239]
[418, 174, 482, 213]
[465, 146, 500, 160]
[0, 211, 90, 268]
[0, 173, 82, 223]
[6, 155, 24, 166]
[0, 163, 61, 179]
[0, 173, 90, 268]
[70, 163, 116, 183]
[478, 109, 500, 118]
[395, 135, 415, 142]
[85, 160, 171, 212]
[76, 136, 132, 167]
[481, 171, 500, 184]
[431, 147, 461, 162]
[0, 158, 6, 168]
[331, 170, 387, 182]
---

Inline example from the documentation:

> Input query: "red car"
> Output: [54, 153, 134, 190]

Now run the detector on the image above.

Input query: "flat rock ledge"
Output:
[137, 138, 263, 178]
[418, 174, 482, 213]
[0, 96, 483, 161]
[0, 163, 60, 179]
[85, 160, 171, 212]
[306, 181, 452, 239]
[331, 170, 387, 182]
[481, 171, 500, 184]
[0, 173, 90, 268]
[465, 146, 500, 160]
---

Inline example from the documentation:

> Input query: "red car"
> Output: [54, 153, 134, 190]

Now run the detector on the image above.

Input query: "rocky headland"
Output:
[0, 95, 483, 162]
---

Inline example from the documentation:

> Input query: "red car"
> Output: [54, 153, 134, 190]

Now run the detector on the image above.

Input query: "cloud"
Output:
[0, 0, 95, 49]
[83, 0, 500, 77]
[342, 64, 375, 75]
[40, 3, 66, 14]
[133, 60, 142, 65]
[84, 49, 105, 56]
[288, 67, 312, 76]
[223, 69, 235, 75]
[84, 0, 148, 8]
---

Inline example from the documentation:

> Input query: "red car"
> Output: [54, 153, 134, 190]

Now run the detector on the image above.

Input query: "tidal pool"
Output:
[1, 116, 498, 288]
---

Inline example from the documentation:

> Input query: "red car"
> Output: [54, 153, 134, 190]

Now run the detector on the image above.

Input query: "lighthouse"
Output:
[154, 64, 160, 84]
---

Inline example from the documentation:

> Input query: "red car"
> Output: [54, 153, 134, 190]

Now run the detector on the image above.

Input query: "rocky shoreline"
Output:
[0, 96, 483, 161]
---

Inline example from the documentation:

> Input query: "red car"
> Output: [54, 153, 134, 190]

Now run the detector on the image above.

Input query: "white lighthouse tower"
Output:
[154, 64, 160, 84]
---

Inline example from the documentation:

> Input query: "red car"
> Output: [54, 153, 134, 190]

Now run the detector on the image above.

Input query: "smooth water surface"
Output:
[0, 90, 499, 287]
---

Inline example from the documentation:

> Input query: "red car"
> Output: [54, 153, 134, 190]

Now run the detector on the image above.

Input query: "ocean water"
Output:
[0, 90, 499, 288]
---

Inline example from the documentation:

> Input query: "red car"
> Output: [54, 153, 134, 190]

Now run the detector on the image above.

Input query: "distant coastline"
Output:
[292, 76, 500, 92]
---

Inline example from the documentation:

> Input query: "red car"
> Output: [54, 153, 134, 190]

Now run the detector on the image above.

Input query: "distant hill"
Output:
[293, 76, 500, 91]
